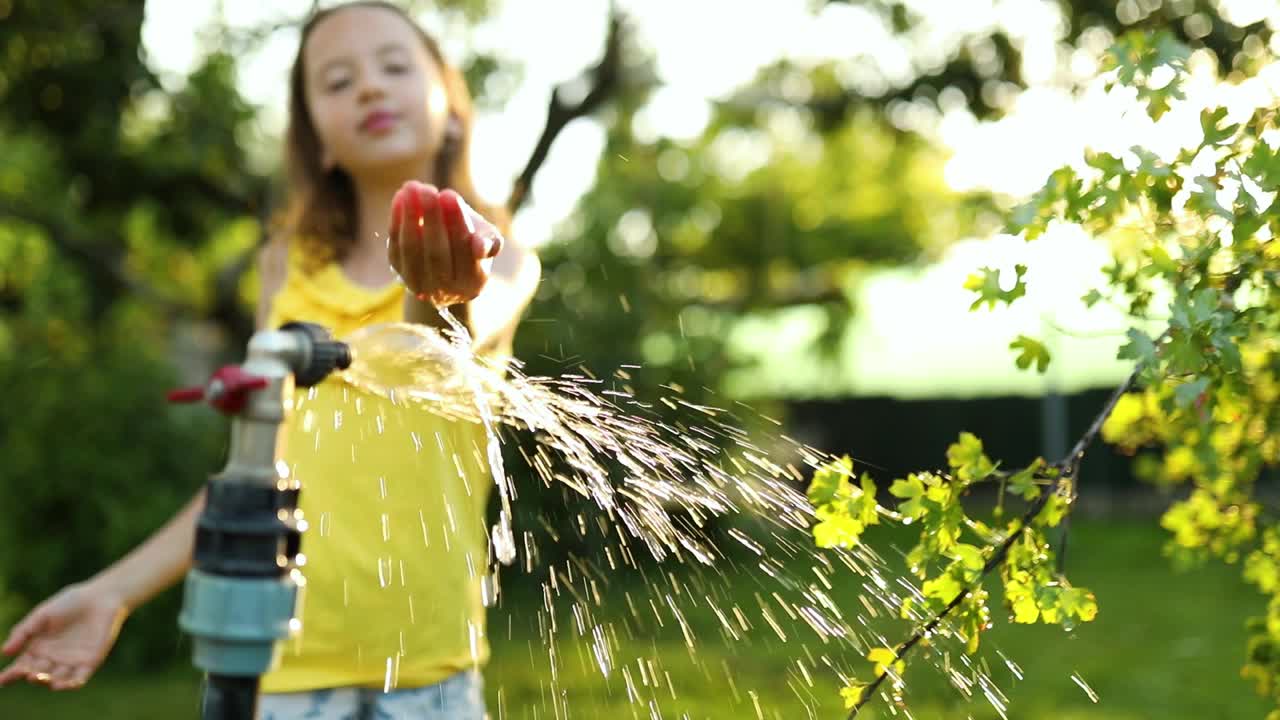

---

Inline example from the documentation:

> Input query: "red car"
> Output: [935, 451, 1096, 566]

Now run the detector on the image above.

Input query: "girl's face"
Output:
[303, 5, 450, 180]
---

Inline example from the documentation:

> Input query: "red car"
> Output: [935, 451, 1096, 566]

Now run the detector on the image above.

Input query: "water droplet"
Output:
[492, 511, 516, 565]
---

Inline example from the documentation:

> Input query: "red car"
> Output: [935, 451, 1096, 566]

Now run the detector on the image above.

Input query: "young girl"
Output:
[0, 2, 540, 718]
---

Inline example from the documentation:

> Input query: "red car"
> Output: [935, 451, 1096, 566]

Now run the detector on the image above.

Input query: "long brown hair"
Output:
[282, 0, 508, 270]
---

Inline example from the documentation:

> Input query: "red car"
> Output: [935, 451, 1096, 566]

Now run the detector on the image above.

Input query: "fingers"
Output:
[392, 183, 507, 306]
[418, 186, 453, 301]
[447, 191, 502, 260]
[49, 662, 84, 690]
[398, 182, 448, 303]
[440, 190, 504, 301]
[0, 656, 28, 686]
[3, 610, 48, 656]
[387, 187, 406, 280]
[441, 191, 475, 294]
[27, 655, 52, 677]
[58, 665, 90, 690]
[0, 654, 44, 687]
[399, 185, 425, 293]
[0, 651, 90, 690]
[64, 664, 91, 689]
[474, 227, 503, 260]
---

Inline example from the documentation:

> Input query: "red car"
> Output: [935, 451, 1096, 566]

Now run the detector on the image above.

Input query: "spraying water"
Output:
[327, 321, 1015, 716]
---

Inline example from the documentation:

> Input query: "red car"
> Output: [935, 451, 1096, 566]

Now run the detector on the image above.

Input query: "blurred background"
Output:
[1, 0, 1279, 717]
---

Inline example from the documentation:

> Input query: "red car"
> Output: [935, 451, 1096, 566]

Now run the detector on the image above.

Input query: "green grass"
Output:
[0, 519, 1269, 719]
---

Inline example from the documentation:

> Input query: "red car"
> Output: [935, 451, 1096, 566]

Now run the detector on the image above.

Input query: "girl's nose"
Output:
[357, 81, 386, 105]
[356, 70, 388, 105]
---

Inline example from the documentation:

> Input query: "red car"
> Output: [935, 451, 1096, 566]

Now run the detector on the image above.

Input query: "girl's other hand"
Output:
[0, 582, 128, 690]
[389, 181, 504, 308]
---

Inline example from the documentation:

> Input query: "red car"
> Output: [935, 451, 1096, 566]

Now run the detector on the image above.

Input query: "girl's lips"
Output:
[360, 111, 399, 134]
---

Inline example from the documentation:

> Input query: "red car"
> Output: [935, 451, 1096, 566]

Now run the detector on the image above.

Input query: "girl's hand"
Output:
[389, 182, 504, 308]
[0, 582, 129, 690]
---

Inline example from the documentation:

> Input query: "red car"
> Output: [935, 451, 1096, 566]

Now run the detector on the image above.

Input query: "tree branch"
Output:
[505, 7, 625, 213]
[0, 195, 265, 349]
[849, 357, 1148, 717]
[0, 199, 193, 317]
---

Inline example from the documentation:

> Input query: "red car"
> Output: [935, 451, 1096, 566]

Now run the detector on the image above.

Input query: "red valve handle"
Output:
[167, 365, 269, 415]
[166, 387, 206, 403]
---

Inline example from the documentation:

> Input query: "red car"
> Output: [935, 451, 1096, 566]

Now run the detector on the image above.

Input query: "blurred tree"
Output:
[0, 0, 262, 667]
[517, 0, 1274, 408]
[816, 0, 1275, 119]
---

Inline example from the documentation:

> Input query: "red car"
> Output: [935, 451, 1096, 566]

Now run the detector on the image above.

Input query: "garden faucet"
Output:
[167, 322, 351, 720]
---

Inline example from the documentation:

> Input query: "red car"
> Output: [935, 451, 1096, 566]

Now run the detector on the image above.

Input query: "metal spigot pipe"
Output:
[169, 323, 351, 720]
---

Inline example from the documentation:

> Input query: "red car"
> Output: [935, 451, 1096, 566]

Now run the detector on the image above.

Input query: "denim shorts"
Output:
[257, 669, 485, 720]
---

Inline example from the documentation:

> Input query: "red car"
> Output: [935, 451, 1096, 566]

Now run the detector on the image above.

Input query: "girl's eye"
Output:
[385, 63, 408, 75]
[326, 77, 351, 93]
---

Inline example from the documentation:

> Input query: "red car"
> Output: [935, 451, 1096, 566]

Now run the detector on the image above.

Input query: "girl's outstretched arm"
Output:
[1, 239, 290, 690]
[0, 480, 206, 690]
[464, 230, 541, 354]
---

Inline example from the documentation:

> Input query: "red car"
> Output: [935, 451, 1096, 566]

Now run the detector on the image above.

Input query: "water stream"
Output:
[324, 321, 1010, 718]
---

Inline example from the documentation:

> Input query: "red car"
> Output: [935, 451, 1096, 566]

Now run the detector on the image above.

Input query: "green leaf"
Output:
[850, 474, 881, 527]
[1036, 493, 1069, 527]
[1242, 137, 1280, 190]
[1082, 288, 1103, 308]
[1153, 32, 1192, 68]
[1173, 376, 1210, 409]
[1142, 86, 1178, 121]
[807, 456, 853, 505]
[1007, 579, 1040, 623]
[1008, 461, 1044, 500]
[1143, 244, 1179, 275]
[899, 596, 916, 620]
[1165, 333, 1205, 375]
[946, 432, 998, 484]
[1200, 107, 1239, 146]
[965, 264, 1028, 311]
[1060, 586, 1099, 622]
[1131, 146, 1171, 177]
[1035, 584, 1064, 623]
[923, 572, 964, 606]
[1244, 551, 1280, 593]
[1117, 328, 1158, 363]
[1010, 335, 1052, 373]
[1187, 176, 1231, 219]
[813, 513, 864, 549]
[840, 683, 866, 709]
[958, 593, 989, 653]
[1212, 331, 1244, 374]
[1190, 287, 1219, 325]
[952, 543, 985, 573]
[947, 431, 984, 468]
[1233, 210, 1266, 246]
[1084, 150, 1126, 177]
[891, 474, 929, 519]
[905, 544, 938, 579]
[867, 646, 899, 668]
[889, 474, 924, 500]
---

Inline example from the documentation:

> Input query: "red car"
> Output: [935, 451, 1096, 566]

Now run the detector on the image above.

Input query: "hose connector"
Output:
[277, 322, 352, 388]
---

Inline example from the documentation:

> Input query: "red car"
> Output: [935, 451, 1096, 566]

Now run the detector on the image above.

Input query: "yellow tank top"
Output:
[259, 247, 493, 693]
